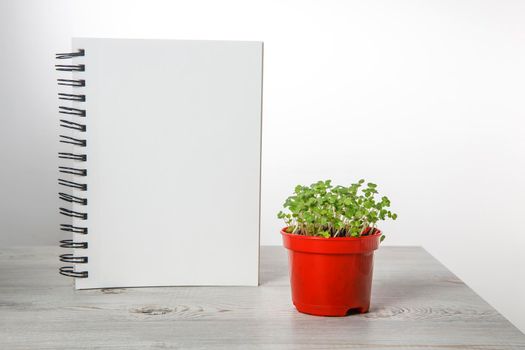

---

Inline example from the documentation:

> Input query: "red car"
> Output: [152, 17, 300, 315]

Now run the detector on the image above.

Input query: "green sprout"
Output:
[277, 180, 397, 241]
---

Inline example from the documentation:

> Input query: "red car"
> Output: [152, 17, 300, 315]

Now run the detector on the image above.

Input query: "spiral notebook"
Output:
[56, 38, 263, 289]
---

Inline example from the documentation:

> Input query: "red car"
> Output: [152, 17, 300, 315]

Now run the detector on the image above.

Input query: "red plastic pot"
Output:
[281, 227, 381, 316]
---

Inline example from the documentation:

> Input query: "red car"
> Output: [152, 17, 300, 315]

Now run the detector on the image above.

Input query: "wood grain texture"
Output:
[0, 246, 523, 349]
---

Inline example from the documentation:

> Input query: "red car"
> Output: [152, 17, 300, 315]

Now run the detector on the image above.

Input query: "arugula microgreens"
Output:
[278, 180, 397, 241]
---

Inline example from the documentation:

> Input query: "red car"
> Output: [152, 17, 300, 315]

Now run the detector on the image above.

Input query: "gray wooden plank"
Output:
[0, 246, 523, 349]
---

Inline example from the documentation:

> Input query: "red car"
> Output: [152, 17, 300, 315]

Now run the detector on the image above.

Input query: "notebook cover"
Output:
[63, 38, 262, 289]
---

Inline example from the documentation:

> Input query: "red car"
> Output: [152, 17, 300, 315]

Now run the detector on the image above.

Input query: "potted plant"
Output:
[278, 179, 397, 316]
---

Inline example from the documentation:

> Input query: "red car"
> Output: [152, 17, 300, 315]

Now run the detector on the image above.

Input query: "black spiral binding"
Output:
[56, 49, 85, 59]
[55, 64, 85, 72]
[59, 106, 86, 117]
[59, 135, 87, 146]
[58, 178, 87, 191]
[59, 166, 87, 176]
[60, 239, 88, 249]
[58, 152, 87, 161]
[57, 49, 88, 279]
[58, 79, 86, 87]
[59, 192, 88, 205]
[59, 208, 88, 220]
[58, 93, 86, 102]
[60, 254, 88, 263]
[60, 119, 86, 131]
[60, 224, 88, 234]
[59, 266, 89, 278]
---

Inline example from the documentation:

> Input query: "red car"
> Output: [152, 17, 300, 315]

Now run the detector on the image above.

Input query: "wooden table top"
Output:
[0, 246, 523, 349]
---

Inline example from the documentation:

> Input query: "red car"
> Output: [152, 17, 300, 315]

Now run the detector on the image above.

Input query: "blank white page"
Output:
[69, 38, 262, 289]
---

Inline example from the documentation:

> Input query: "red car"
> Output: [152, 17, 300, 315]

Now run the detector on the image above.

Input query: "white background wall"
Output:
[1, 0, 524, 332]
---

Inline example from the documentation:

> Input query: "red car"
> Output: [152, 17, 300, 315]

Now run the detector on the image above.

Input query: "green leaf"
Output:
[319, 231, 331, 238]
[380, 234, 386, 242]
[277, 179, 397, 239]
